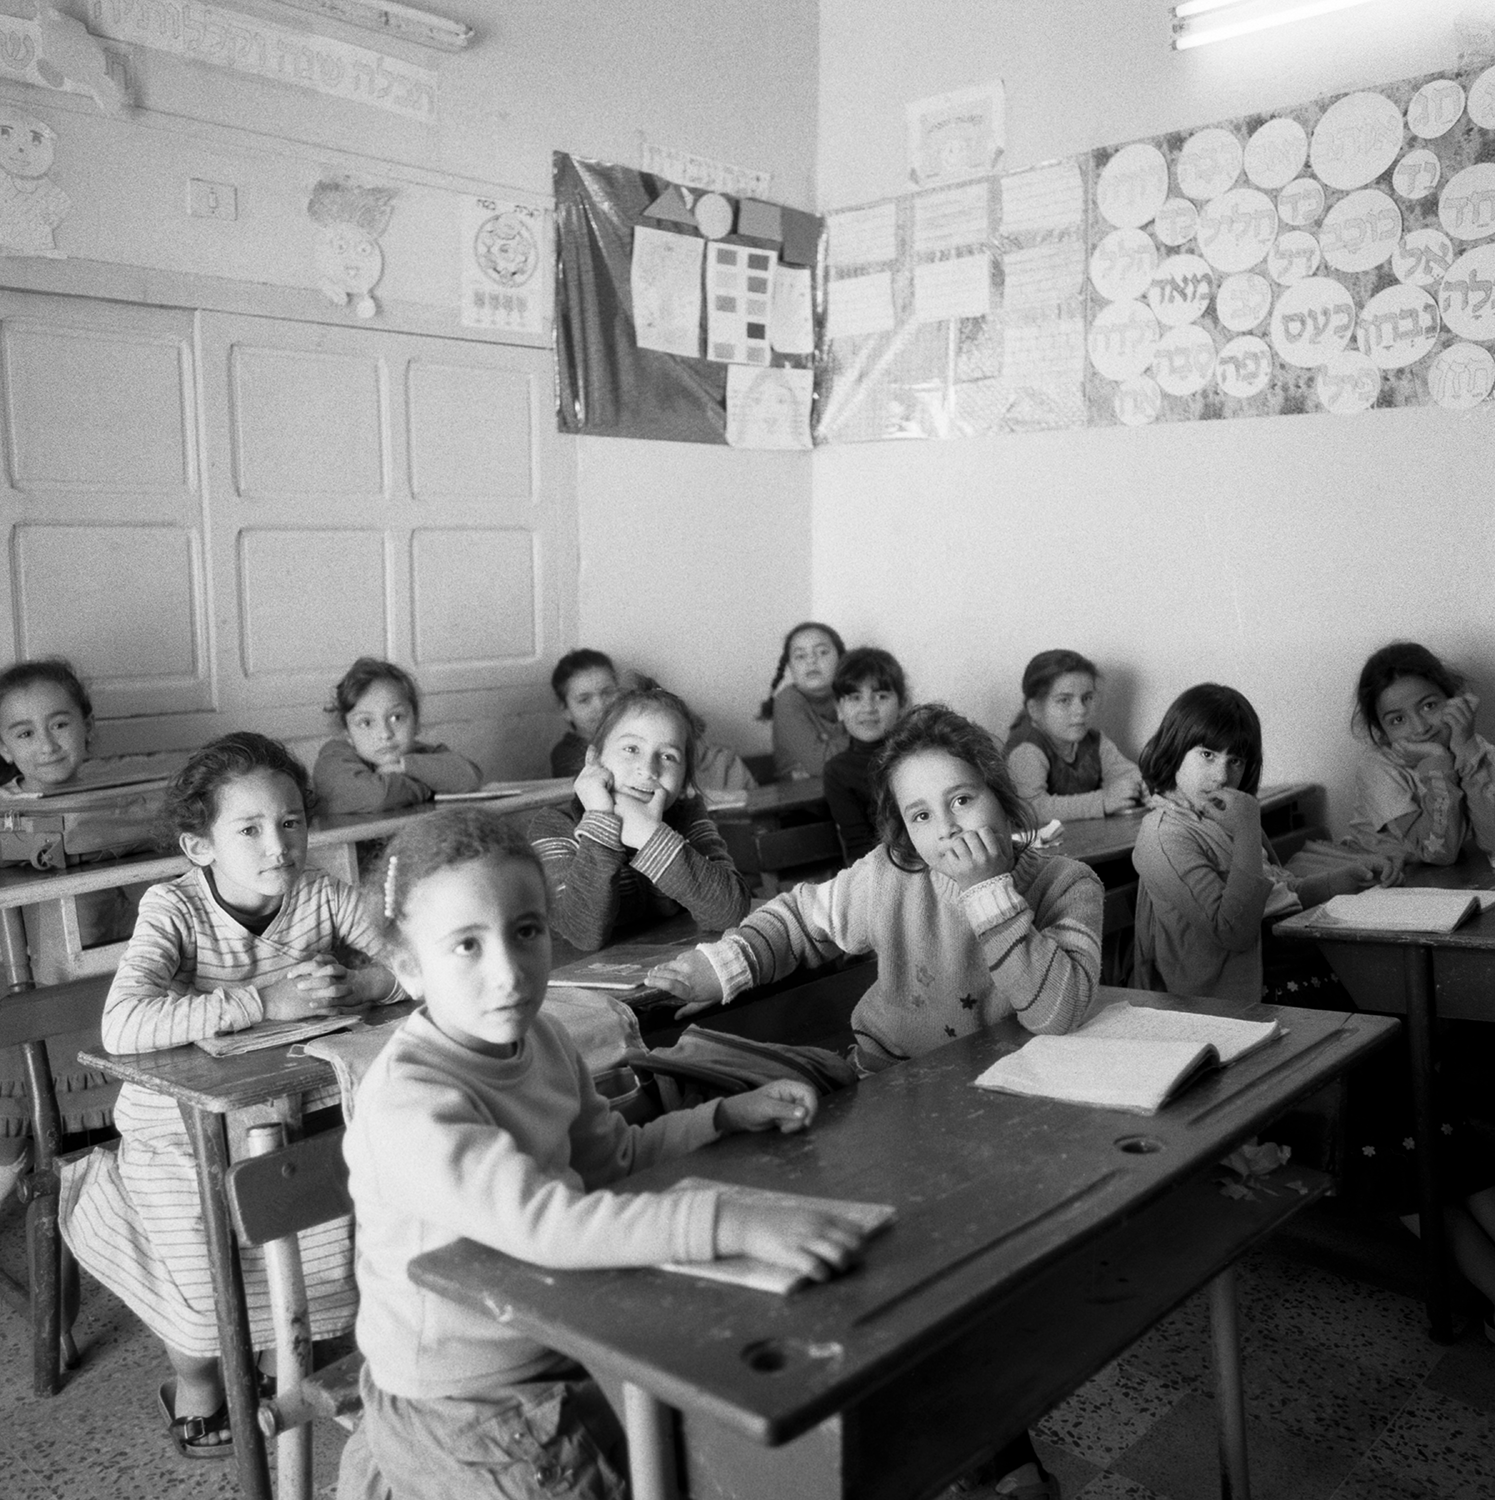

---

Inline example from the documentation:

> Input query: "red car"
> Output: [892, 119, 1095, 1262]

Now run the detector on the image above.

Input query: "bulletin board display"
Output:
[553, 153, 824, 446]
[1086, 65, 1495, 426]
[817, 159, 1089, 443]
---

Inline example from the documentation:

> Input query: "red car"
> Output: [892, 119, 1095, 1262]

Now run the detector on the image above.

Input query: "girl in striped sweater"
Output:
[61, 733, 401, 1459]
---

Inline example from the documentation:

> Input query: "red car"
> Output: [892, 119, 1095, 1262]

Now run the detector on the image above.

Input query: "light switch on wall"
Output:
[187, 179, 237, 220]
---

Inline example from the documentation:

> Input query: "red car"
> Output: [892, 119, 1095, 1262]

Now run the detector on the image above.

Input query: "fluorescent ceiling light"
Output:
[263, 0, 474, 51]
[1173, 0, 1378, 50]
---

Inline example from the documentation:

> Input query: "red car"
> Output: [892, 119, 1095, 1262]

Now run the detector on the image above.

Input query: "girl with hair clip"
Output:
[757, 621, 849, 780]
[1347, 641, 1495, 881]
[1005, 649, 1143, 823]
[1132, 684, 1374, 1005]
[314, 657, 482, 816]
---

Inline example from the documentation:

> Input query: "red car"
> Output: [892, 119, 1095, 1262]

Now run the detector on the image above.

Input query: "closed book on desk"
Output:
[1317, 888, 1481, 933]
[659, 1178, 895, 1294]
[973, 1001, 1281, 1115]
[195, 1014, 362, 1057]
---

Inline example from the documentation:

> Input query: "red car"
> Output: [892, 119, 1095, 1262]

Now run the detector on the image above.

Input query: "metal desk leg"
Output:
[181, 1104, 272, 1500]
[622, 1381, 679, 1500]
[1405, 946, 1453, 1342]
[1209, 1267, 1249, 1500]
[0, 905, 33, 992]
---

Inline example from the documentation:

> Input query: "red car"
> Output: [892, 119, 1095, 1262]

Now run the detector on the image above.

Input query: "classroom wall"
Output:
[1, 0, 819, 766]
[814, 0, 1495, 832]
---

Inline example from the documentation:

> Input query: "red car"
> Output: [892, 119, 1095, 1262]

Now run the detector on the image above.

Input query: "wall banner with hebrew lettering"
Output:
[1086, 66, 1495, 425]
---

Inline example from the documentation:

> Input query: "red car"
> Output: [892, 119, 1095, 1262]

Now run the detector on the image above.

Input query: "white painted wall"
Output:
[815, 0, 1495, 831]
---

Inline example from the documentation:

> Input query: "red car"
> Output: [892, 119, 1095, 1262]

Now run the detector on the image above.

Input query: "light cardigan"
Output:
[1349, 735, 1495, 866]
[771, 686, 849, 780]
[347, 1009, 721, 1400]
[698, 846, 1102, 1071]
[1006, 729, 1139, 823]
[313, 736, 483, 816]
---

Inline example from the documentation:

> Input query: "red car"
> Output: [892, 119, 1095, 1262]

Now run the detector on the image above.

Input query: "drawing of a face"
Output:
[316, 224, 382, 295]
[0, 110, 55, 180]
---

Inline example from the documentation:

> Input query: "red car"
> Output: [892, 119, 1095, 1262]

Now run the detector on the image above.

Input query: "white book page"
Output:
[1079, 1000, 1280, 1066]
[1320, 888, 1479, 932]
[974, 1034, 1214, 1115]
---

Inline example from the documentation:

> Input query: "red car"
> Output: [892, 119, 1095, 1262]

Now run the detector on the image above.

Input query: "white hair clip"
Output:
[383, 855, 399, 921]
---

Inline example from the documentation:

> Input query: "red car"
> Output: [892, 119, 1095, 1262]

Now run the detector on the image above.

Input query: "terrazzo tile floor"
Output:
[1, 1207, 1491, 1499]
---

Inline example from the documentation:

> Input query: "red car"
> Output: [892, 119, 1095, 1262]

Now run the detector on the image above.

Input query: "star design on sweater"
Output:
[944, 1025, 957, 1037]
[958, 993, 979, 1010]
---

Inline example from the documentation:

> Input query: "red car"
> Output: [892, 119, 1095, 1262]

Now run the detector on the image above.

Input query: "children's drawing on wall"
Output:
[0, 6, 124, 115]
[906, 80, 1005, 187]
[308, 176, 395, 319]
[0, 107, 68, 257]
[460, 195, 548, 336]
[725, 364, 812, 449]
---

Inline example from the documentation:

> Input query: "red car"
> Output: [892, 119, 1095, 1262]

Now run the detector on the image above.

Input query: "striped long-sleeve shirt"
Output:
[529, 795, 751, 951]
[698, 846, 1102, 1072]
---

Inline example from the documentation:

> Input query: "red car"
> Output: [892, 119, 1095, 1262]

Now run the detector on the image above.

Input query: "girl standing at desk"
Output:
[758, 620, 849, 779]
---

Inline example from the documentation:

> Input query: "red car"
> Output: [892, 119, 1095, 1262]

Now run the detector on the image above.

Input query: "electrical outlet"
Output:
[187, 179, 237, 221]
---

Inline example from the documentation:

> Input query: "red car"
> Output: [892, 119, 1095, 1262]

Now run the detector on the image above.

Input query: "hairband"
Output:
[383, 856, 399, 921]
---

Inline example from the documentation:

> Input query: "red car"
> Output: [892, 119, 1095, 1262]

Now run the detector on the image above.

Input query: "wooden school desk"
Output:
[411, 987, 1395, 1500]
[710, 778, 838, 893]
[1274, 845, 1495, 1342]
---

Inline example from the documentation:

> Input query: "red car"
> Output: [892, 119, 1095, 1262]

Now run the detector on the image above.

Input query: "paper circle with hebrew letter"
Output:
[694, 193, 735, 240]
[1195, 188, 1278, 273]
[1270, 277, 1357, 367]
[1177, 128, 1242, 202]
[1278, 177, 1326, 228]
[1151, 324, 1216, 396]
[1310, 92, 1404, 191]
[1393, 149, 1441, 202]
[1470, 65, 1495, 129]
[1316, 351, 1381, 414]
[1438, 243, 1495, 341]
[1267, 231, 1322, 286]
[1097, 142, 1170, 229]
[1356, 284, 1440, 369]
[1088, 299, 1161, 380]
[1320, 190, 1402, 274]
[1154, 198, 1199, 248]
[1146, 255, 1213, 327]
[1215, 272, 1273, 332]
[1439, 164, 1495, 242]
[1090, 228, 1159, 302]
[1407, 79, 1465, 140]
[1114, 376, 1162, 426]
[1393, 227, 1454, 288]
[1244, 118, 1309, 191]
[1215, 335, 1273, 399]
[1427, 342, 1495, 408]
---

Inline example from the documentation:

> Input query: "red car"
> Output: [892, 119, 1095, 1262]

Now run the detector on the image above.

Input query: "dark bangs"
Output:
[1138, 683, 1263, 797]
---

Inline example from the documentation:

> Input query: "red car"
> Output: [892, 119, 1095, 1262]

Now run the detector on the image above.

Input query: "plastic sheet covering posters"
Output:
[1087, 64, 1495, 425]
[817, 160, 1087, 442]
[554, 153, 822, 444]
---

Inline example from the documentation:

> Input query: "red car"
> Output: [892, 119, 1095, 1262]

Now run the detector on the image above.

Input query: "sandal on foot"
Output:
[158, 1378, 233, 1460]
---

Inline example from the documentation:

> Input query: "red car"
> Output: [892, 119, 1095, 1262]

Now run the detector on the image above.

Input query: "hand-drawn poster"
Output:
[0, 107, 69, 257]
[1085, 64, 1495, 424]
[907, 80, 1005, 187]
[629, 224, 703, 356]
[726, 365, 813, 448]
[462, 197, 548, 336]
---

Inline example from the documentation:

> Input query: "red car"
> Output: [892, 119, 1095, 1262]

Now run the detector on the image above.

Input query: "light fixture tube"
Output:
[1173, 0, 1377, 50]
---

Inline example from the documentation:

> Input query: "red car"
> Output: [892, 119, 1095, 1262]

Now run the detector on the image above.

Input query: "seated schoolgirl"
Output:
[528, 687, 751, 951]
[1005, 650, 1142, 823]
[1132, 684, 1373, 1005]
[549, 648, 620, 780]
[758, 621, 849, 780]
[822, 646, 908, 863]
[60, 732, 402, 1457]
[314, 658, 482, 816]
[1346, 641, 1495, 881]
[337, 808, 867, 1500]
[623, 670, 756, 795]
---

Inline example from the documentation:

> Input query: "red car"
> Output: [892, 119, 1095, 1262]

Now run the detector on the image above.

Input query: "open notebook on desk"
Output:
[1314, 887, 1494, 933]
[974, 1000, 1281, 1115]
[549, 938, 700, 991]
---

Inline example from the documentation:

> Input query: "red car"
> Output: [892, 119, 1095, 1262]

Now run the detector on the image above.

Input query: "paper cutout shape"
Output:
[1088, 298, 1160, 380]
[638, 144, 768, 198]
[1147, 254, 1213, 326]
[631, 224, 704, 357]
[1196, 187, 1278, 273]
[1310, 92, 1404, 191]
[1278, 177, 1326, 228]
[1470, 65, 1495, 128]
[308, 176, 395, 318]
[1320, 189, 1401, 273]
[780, 209, 821, 268]
[694, 192, 734, 240]
[36, 6, 124, 114]
[0, 107, 68, 258]
[706, 242, 775, 364]
[913, 252, 990, 323]
[906, 80, 1004, 186]
[1427, 342, 1495, 407]
[1316, 351, 1380, 413]
[769, 265, 813, 354]
[1154, 198, 1199, 247]
[1114, 376, 1161, 426]
[644, 185, 698, 226]
[1215, 335, 1273, 399]
[1215, 272, 1273, 332]
[737, 199, 783, 243]
[828, 272, 894, 338]
[1096, 142, 1169, 229]
[463, 197, 547, 335]
[1151, 323, 1216, 396]
[726, 365, 812, 449]
[1270, 276, 1357, 367]
[1090, 228, 1157, 302]
[1356, 283, 1440, 369]
[1177, 128, 1242, 202]
[1267, 230, 1322, 285]
[1439, 163, 1495, 241]
[1244, 118, 1308, 190]
[1407, 79, 1466, 139]
[1438, 243, 1495, 341]
[1392, 227, 1453, 287]
[1394, 149, 1442, 201]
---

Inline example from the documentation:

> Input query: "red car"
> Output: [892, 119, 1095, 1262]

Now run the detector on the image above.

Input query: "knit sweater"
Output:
[698, 847, 1102, 1072]
[529, 794, 751, 951]
[347, 1009, 722, 1400]
[314, 737, 483, 816]
[822, 737, 882, 862]
[1348, 736, 1495, 867]
[1005, 721, 1139, 824]
[771, 687, 849, 780]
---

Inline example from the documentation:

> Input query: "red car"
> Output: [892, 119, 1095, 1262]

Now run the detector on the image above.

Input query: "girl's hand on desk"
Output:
[716, 1079, 818, 1136]
[715, 1198, 867, 1282]
[260, 960, 363, 1021]
[1375, 852, 1406, 888]
[574, 750, 615, 815]
[345, 961, 398, 1004]
[1103, 775, 1143, 815]
[648, 950, 724, 1018]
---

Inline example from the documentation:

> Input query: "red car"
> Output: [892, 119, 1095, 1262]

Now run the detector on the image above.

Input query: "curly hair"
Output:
[756, 621, 846, 720]
[871, 703, 1033, 873]
[165, 731, 316, 840]
[1353, 642, 1465, 743]
[365, 806, 546, 946]
[1010, 649, 1099, 730]
[1137, 684, 1263, 797]
[328, 658, 422, 727]
[550, 649, 616, 704]
[589, 687, 700, 792]
[832, 646, 908, 703]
